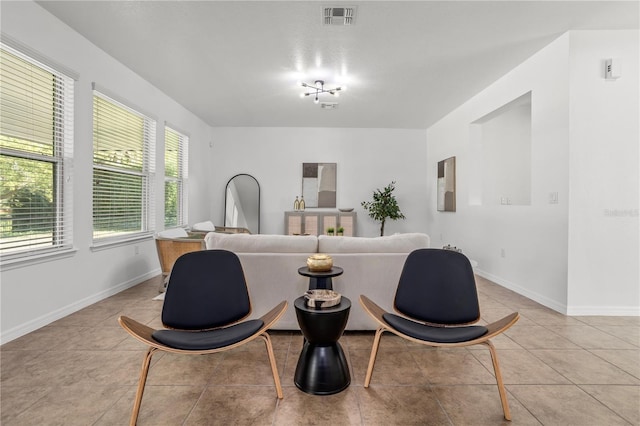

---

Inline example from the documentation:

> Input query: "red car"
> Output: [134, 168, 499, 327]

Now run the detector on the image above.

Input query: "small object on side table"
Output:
[304, 289, 342, 308]
[306, 254, 333, 272]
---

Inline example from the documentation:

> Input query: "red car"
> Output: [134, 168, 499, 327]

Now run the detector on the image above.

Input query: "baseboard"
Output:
[475, 269, 568, 314]
[476, 270, 640, 316]
[565, 306, 640, 316]
[0, 268, 161, 345]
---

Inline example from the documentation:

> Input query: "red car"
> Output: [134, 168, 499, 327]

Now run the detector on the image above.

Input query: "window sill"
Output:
[91, 233, 154, 252]
[0, 247, 78, 271]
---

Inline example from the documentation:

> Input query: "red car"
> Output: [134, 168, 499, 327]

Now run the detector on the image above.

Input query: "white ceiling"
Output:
[37, 1, 638, 129]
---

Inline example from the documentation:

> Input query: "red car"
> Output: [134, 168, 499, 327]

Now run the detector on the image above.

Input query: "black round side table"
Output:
[294, 296, 351, 395]
[297, 266, 343, 290]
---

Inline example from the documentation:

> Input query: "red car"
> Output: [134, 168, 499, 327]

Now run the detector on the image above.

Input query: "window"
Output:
[0, 44, 74, 261]
[92, 90, 155, 243]
[164, 126, 188, 228]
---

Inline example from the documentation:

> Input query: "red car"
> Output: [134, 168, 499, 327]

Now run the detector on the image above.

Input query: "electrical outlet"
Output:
[500, 248, 506, 258]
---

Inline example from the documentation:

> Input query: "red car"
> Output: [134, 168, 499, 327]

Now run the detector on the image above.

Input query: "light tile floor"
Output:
[1, 275, 638, 425]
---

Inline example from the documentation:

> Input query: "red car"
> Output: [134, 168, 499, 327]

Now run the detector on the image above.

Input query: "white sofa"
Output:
[204, 232, 430, 330]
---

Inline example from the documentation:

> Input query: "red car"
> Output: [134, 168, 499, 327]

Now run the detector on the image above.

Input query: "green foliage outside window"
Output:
[164, 181, 178, 227]
[0, 47, 60, 251]
[92, 169, 143, 235]
[164, 127, 183, 228]
[0, 152, 54, 238]
[92, 94, 151, 239]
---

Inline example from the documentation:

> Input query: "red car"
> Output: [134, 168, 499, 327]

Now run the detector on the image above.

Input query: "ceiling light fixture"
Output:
[299, 80, 346, 104]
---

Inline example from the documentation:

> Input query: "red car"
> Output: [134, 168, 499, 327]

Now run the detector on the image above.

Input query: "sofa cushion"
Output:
[204, 232, 318, 253]
[318, 233, 430, 253]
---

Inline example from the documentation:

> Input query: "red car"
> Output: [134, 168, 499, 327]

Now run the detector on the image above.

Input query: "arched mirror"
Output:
[224, 174, 260, 234]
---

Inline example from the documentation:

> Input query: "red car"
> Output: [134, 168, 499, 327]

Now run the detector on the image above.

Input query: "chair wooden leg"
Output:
[364, 327, 385, 388]
[260, 333, 284, 399]
[484, 340, 511, 421]
[130, 347, 157, 426]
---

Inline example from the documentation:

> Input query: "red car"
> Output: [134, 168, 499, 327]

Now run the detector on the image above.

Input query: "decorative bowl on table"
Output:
[304, 289, 342, 308]
[306, 254, 333, 272]
[338, 208, 354, 212]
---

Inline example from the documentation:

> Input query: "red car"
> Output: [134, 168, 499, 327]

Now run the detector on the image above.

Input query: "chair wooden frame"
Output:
[155, 237, 205, 277]
[118, 300, 287, 426]
[360, 295, 519, 421]
[155, 236, 205, 291]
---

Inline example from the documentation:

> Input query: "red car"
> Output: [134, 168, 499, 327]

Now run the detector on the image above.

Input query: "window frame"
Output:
[164, 125, 189, 228]
[0, 42, 75, 267]
[91, 88, 156, 247]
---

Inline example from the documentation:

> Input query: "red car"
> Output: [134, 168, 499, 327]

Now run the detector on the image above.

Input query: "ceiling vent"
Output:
[323, 7, 355, 25]
[320, 102, 339, 110]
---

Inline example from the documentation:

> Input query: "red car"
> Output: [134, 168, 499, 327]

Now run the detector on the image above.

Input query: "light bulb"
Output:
[300, 92, 306, 98]
[314, 96, 319, 104]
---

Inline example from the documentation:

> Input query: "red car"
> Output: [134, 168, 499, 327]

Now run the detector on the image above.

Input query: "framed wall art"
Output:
[302, 163, 336, 208]
[437, 156, 456, 212]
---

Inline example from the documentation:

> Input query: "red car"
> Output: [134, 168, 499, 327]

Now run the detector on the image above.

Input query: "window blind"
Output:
[92, 91, 155, 242]
[164, 126, 188, 227]
[0, 44, 74, 260]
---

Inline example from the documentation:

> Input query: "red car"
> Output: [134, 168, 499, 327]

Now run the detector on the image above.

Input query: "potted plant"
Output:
[337, 226, 344, 236]
[361, 181, 406, 236]
[326, 227, 335, 236]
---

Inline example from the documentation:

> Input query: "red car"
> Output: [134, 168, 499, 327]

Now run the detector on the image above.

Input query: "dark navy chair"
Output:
[119, 250, 287, 425]
[359, 248, 519, 420]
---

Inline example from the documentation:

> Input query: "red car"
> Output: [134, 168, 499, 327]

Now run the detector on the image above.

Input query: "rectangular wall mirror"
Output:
[437, 156, 456, 212]
[302, 163, 336, 208]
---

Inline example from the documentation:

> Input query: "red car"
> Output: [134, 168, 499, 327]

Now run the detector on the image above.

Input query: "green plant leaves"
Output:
[361, 181, 405, 236]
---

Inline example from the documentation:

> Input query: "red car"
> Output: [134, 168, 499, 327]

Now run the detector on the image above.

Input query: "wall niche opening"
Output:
[469, 91, 532, 206]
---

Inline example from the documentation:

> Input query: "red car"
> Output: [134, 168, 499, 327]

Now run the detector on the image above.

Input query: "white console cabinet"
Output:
[285, 211, 357, 236]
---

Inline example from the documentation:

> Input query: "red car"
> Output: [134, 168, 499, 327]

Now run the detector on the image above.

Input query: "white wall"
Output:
[3, 6, 634, 346]
[567, 30, 639, 315]
[477, 103, 532, 206]
[427, 30, 639, 315]
[209, 127, 429, 237]
[0, 1, 214, 342]
[427, 34, 572, 312]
